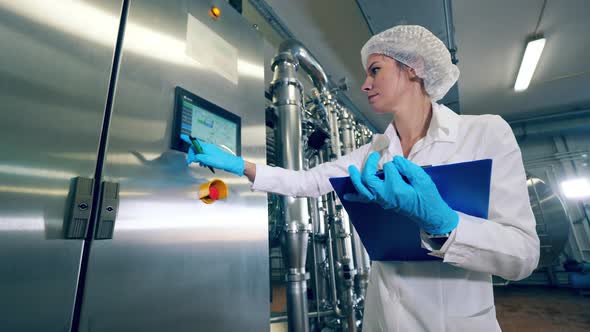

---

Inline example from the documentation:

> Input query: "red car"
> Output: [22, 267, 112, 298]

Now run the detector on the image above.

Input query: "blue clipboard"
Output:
[329, 159, 492, 261]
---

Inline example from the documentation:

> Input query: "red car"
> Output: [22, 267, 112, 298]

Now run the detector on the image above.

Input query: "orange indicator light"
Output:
[209, 6, 221, 19]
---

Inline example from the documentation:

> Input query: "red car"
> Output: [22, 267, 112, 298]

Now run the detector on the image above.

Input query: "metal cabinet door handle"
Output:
[64, 177, 94, 239]
[95, 181, 120, 240]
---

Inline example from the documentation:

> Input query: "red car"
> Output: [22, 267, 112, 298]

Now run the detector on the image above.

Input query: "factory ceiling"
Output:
[246, 0, 590, 132]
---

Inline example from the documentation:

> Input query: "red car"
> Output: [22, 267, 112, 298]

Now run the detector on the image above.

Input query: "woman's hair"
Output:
[394, 59, 429, 97]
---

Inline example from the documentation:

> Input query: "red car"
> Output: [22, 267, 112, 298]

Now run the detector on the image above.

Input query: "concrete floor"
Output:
[271, 284, 590, 331]
[270, 322, 288, 332]
[495, 285, 590, 332]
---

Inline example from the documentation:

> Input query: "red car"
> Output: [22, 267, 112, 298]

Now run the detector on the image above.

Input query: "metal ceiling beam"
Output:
[247, 0, 295, 40]
[509, 108, 590, 137]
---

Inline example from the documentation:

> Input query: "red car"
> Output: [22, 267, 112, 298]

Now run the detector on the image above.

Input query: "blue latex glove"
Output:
[180, 134, 245, 176]
[344, 152, 458, 235]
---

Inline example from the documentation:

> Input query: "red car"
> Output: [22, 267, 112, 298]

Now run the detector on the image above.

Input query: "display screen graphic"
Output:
[172, 87, 241, 156]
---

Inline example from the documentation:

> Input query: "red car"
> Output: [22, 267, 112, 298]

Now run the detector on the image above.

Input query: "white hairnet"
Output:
[360, 25, 459, 101]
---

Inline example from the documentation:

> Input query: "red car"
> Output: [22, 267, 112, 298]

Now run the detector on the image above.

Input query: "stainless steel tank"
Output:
[527, 175, 570, 267]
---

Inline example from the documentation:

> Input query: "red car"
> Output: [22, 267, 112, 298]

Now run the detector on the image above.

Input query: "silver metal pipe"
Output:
[320, 150, 355, 332]
[311, 89, 332, 130]
[271, 39, 369, 332]
[285, 271, 309, 331]
[326, 183, 357, 329]
[249, 0, 379, 133]
[270, 310, 336, 324]
[279, 39, 329, 93]
[303, 153, 322, 326]
[323, 105, 358, 331]
[328, 106, 355, 271]
[353, 122, 372, 147]
[308, 172, 330, 325]
[332, 212, 355, 275]
[325, 209, 343, 319]
[443, 0, 456, 49]
[271, 51, 311, 332]
[270, 39, 346, 331]
[347, 310, 358, 332]
[324, 218, 357, 332]
[281, 220, 311, 332]
[308, 197, 322, 326]
[443, 0, 458, 64]
[340, 110, 371, 304]
[340, 110, 356, 153]
[312, 148, 343, 323]
[327, 97, 342, 159]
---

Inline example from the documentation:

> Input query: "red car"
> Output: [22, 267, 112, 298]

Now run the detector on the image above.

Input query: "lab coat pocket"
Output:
[446, 305, 501, 332]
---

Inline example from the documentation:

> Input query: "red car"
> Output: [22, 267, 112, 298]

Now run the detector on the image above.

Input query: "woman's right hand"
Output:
[180, 134, 245, 176]
[344, 152, 458, 235]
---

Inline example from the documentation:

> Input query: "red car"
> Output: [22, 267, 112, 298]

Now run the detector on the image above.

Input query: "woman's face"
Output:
[361, 54, 413, 114]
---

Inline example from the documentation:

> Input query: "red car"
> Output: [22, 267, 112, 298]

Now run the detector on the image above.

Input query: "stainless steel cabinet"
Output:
[0, 1, 122, 330]
[0, 1, 268, 331]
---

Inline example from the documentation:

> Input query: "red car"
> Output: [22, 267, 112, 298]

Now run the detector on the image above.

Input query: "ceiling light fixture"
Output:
[561, 178, 590, 199]
[514, 36, 546, 92]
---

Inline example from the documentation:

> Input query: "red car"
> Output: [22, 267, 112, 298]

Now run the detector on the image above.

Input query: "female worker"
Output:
[181, 25, 540, 331]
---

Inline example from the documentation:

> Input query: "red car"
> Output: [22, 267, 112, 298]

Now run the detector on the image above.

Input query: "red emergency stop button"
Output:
[198, 179, 228, 204]
[208, 186, 220, 200]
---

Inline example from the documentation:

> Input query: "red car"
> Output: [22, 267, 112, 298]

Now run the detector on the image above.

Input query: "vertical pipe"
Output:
[308, 196, 321, 326]
[327, 97, 342, 159]
[340, 110, 371, 305]
[443, 0, 458, 64]
[317, 148, 346, 324]
[327, 190, 356, 332]
[270, 52, 310, 332]
[308, 155, 329, 326]
[326, 101, 354, 267]
[271, 39, 372, 331]
[316, 96, 357, 331]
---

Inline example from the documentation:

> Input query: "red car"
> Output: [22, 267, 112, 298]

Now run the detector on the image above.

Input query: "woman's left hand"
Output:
[344, 152, 458, 235]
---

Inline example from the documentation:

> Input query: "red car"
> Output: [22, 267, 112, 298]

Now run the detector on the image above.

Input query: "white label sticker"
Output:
[186, 14, 238, 84]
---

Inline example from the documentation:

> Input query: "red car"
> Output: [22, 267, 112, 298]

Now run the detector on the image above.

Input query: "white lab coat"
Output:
[253, 102, 540, 332]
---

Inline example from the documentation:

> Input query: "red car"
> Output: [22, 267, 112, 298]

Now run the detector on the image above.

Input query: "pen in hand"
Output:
[189, 135, 215, 174]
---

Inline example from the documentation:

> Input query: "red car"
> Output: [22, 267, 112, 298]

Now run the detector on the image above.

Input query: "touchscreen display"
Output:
[173, 87, 241, 156]
[181, 98, 238, 154]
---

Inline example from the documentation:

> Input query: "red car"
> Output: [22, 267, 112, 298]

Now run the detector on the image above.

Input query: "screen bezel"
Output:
[171, 86, 242, 156]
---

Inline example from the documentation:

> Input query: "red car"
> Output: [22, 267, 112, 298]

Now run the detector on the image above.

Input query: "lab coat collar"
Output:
[428, 102, 460, 143]
[384, 102, 460, 144]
